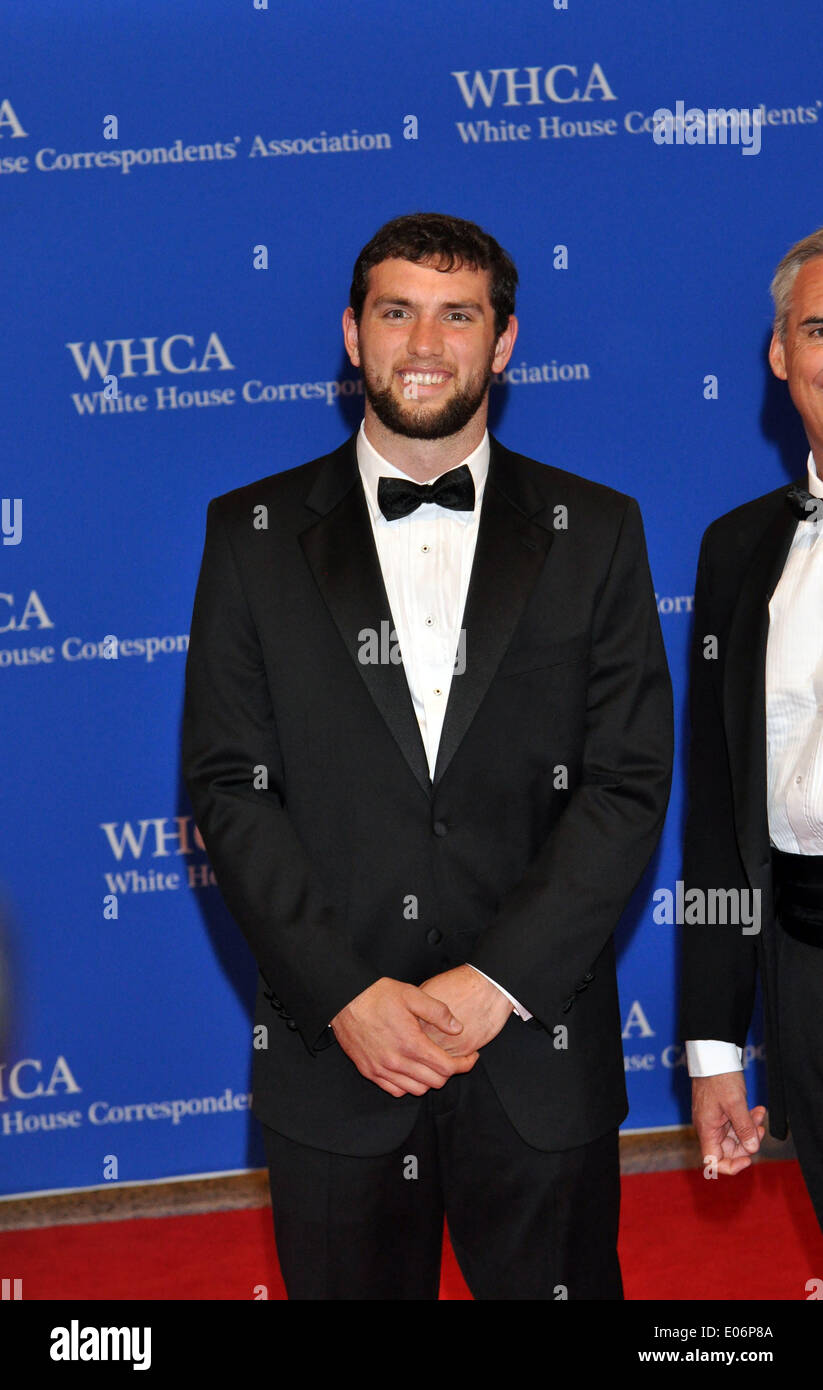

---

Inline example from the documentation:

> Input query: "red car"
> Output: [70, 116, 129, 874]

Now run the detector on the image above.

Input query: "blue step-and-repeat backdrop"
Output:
[2, 0, 818, 1197]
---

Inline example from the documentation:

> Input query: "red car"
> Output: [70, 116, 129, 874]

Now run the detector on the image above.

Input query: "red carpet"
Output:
[1, 1160, 821, 1300]
[620, 1157, 823, 1300]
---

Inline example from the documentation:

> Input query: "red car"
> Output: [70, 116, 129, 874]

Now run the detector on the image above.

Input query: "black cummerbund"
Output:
[772, 847, 823, 948]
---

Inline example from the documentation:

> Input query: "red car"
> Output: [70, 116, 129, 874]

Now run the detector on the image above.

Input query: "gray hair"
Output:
[771, 227, 823, 339]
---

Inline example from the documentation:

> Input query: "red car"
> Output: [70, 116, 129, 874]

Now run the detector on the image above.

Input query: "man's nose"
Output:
[405, 314, 444, 357]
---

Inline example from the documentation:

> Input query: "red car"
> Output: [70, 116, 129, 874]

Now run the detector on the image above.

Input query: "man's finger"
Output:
[418, 1020, 459, 1045]
[378, 1050, 479, 1095]
[375, 1077, 407, 1099]
[714, 1154, 755, 1176]
[725, 1100, 762, 1153]
[408, 987, 463, 1034]
[446, 1050, 479, 1072]
[419, 1024, 477, 1057]
[399, 1028, 478, 1077]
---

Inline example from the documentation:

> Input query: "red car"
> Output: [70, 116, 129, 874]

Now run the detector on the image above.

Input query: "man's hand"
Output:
[692, 1072, 767, 1175]
[418, 965, 514, 1056]
[330, 977, 479, 1098]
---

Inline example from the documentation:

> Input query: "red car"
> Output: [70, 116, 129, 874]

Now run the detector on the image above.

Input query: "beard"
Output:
[360, 346, 497, 440]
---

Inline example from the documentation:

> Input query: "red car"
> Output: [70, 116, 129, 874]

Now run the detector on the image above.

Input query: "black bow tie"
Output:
[786, 484, 823, 522]
[377, 464, 475, 521]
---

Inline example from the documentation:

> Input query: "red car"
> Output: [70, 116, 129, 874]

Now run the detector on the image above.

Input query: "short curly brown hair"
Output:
[349, 212, 518, 339]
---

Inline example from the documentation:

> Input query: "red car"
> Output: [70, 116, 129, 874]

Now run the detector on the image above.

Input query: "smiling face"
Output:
[342, 256, 516, 442]
[769, 256, 823, 461]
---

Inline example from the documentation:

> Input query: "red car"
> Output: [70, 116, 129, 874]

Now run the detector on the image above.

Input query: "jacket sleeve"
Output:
[678, 527, 758, 1046]
[468, 496, 674, 1024]
[181, 498, 380, 1049]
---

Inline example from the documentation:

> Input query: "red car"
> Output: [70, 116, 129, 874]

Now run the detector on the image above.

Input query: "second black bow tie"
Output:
[786, 484, 823, 522]
[377, 464, 475, 521]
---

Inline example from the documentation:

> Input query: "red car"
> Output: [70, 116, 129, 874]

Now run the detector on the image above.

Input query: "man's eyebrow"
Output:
[799, 315, 823, 327]
[371, 294, 486, 313]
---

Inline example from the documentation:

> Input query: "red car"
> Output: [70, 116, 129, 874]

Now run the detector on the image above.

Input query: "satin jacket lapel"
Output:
[724, 496, 799, 885]
[299, 432, 554, 797]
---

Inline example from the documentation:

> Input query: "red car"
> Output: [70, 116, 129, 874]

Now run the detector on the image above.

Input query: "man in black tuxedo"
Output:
[681, 227, 823, 1232]
[182, 212, 673, 1299]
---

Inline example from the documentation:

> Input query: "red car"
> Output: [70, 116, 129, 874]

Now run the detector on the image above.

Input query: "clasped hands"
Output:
[329, 965, 514, 1098]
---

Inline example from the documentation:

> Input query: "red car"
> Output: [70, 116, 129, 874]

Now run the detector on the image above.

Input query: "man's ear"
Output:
[768, 330, 787, 381]
[492, 314, 518, 374]
[342, 307, 361, 368]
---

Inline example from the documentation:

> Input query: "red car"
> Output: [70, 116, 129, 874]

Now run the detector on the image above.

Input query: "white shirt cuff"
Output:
[686, 1039, 744, 1076]
[467, 965, 532, 1020]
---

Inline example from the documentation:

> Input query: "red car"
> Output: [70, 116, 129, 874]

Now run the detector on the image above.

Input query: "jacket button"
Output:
[426, 928, 442, 945]
[433, 821, 448, 836]
[286, 1019, 298, 1030]
[582, 971, 595, 983]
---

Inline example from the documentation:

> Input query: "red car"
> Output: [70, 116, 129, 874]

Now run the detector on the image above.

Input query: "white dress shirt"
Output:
[687, 450, 823, 1077]
[356, 421, 531, 1020]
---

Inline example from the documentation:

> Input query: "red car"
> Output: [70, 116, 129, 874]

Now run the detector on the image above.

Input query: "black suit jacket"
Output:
[680, 479, 804, 1139]
[182, 431, 673, 1155]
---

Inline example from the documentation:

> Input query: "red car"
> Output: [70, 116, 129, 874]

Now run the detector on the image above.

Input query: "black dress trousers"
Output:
[261, 1057, 623, 1301]
[775, 921, 823, 1233]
